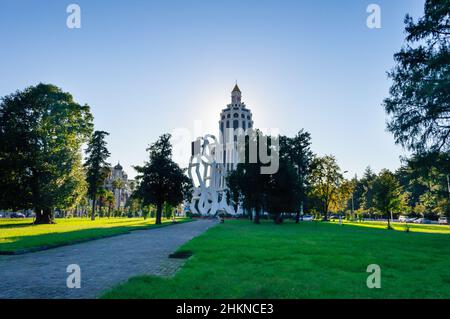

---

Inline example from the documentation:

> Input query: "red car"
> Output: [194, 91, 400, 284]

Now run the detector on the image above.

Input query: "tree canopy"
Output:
[308, 155, 343, 220]
[0, 83, 93, 223]
[84, 130, 111, 220]
[134, 134, 192, 224]
[384, 0, 450, 153]
[227, 130, 312, 223]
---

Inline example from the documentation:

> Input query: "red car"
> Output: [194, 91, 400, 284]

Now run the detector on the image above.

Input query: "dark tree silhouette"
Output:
[226, 130, 271, 224]
[84, 131, 111, 220]
[279, 130, 314, 223]
[134, 134, 192, 224]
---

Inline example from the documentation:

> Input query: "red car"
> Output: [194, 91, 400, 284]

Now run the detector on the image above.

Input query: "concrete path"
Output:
[0, 219, 216, 299]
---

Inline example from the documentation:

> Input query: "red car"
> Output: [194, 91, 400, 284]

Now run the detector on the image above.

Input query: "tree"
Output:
[112, 178, 125, 210]
[127, 195, 143, 218]
[226, 129, 272, 224]
[266, 159, 301, 224]
[97, 188, 109, 217]
[0, 84, 93, 224]
[372, 169, 407, 229]
[360, 167, 378, 216]
[104, 190, 116, 217]
[227, 130, 304, 224]
[384, 0, 450, 153]
[134, 134, 192, 224]
[84, 131, 111, 220]
[279, 130, 314, 222]
[308, 155, 343, 221]
[332, 179, 354, 218]
[397, 152, 450, 218]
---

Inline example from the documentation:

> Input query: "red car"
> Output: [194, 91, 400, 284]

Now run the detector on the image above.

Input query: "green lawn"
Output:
[0, 217, 188, 253]
[102, 219, 450, 299]
[330, 220, 450, 234]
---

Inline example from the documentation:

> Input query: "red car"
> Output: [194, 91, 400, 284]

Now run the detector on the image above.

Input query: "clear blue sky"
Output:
[0, 0, 425, 178]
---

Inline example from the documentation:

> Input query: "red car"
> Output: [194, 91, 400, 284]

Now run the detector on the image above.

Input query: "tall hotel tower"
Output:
[219, 84, 254, 172]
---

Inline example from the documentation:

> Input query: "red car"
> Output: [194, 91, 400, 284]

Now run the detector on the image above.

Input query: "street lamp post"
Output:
[343, 170, 349, 221]
[351, 192, 355, 221]
[447, 175, 450, 201]
[446, 175, 450, 218]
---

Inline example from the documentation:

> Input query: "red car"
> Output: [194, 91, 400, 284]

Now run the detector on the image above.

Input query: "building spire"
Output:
[232, 83, 241, 93]
[231, 82, 242, 104]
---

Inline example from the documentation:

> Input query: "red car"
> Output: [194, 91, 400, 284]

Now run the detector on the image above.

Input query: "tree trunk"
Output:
[254, 208, 260, 224]
[34, 207, 54, 224]
[274, 214, 283, 224]
[156, 202, 162, 225]
[387, 211, 392, 229]
[295, 211, 300, 224]
[322, 202, 329, 221]
[91, 195, 96, 221]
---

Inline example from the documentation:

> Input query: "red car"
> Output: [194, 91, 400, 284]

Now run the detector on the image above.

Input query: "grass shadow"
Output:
[0, 222, 35, 229]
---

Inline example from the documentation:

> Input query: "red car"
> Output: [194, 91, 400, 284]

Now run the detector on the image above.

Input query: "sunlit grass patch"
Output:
[333, 220, 450, 234]
[0, 217, 188, 253]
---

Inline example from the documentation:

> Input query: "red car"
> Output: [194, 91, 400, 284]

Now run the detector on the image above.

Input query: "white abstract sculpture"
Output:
[188, 135, 235, 216]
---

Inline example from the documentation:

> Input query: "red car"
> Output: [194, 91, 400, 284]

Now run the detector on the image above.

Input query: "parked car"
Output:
[302, 215, 314, 221]
[438, 217, 448, 225]
[399, 216, 417, 223]
[10, 212, 26, 218]
[414, 218, 431, 224]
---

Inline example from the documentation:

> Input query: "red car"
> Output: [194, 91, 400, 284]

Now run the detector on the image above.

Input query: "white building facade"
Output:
[219, 84, 254, 172]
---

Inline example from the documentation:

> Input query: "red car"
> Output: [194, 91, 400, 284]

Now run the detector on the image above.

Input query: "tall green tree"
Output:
[265, 159, 301, 224]
[279, 130, 314, 222]
[308, 155, 343, 221]
[228, 130, 303, 224]
[134, 134, 192, 224]
[333, 179, 354, 216]
[372, 169, 407, 228]
[360, 167, 377, 216]
[0, 84, 93, 224]
[84, 131, 111, 220]
[384, 0, 450, 152]
[112, 178, 125, 210]
[398, 152, 450, 218]
[226, 130, 272, 224]
[104, 190, 116, 217]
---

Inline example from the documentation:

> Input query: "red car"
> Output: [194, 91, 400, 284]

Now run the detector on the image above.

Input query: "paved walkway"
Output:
[0, 219, 216, 299]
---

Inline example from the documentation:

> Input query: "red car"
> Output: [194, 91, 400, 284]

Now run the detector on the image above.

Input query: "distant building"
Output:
[219, 84, 254, 172]
[104, 162, 134, 209]
[188, 84, 254, 216]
